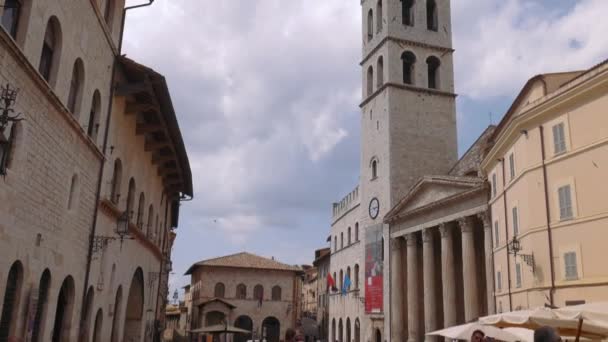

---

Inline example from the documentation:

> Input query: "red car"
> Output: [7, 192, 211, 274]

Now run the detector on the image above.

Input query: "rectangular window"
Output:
[497, 271, 502, 291]
[558, 185, 573, 220]
[492, 173, 497, 197]
[564, 252, 578, 280]
[509, 153, 515, 180]
[494, 221, 500, 247]
[512, 207, 519, 236]
[515, 264, 522, 288]
[553, 123, 567, 155]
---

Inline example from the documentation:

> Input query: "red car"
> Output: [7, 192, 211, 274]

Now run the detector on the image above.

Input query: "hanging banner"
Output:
[365, 224, 383, 313]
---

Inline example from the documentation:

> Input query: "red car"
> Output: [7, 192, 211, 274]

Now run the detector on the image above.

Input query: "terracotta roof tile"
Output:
[185, 252, 301, 274]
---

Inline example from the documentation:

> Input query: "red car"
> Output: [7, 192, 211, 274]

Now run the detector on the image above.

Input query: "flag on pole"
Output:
[327, 273, 337, 293]
[342, 274, 351, 296]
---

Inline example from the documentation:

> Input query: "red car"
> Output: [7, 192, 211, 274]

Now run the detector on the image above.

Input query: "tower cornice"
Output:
[359, 82, 457, 108]
[360, 36, 455, 66]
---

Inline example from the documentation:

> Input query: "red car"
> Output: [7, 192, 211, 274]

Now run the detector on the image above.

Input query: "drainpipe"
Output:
[500, 158, 514, 311]
[539, 126, 556, 307]
[119, 0, 155, 54]
[80, 1, 156, 339]
[154, 194, 171, 339]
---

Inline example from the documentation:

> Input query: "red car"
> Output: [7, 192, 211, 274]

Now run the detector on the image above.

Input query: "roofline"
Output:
[447, 125, 495, 175]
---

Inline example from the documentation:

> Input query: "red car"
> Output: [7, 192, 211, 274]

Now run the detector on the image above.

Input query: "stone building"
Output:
[312, 248, 330, 342]
[185, 252, 303, 342]
[301, 265, 318, 319]
[328, 1, 457, 341]
[482, 59, 608, 311]
[384, 127, 496, 342]
[0, 1, 192, 342]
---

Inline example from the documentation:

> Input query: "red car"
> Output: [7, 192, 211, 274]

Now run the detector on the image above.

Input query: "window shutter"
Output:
[564, 252, 578, 280]
[494, 221, 499, 247]
[512, 207, 519, 235]
[559, 185, 573, 219]
[553, 123, 566, 154]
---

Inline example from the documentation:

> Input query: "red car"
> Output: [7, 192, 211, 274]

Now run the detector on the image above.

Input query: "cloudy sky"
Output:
[122, 0, 608, 296]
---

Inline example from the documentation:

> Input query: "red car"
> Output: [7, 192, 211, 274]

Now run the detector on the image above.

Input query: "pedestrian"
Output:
[534, 326, 562, 342]
[471, 330, 485, 342]
[286, 329, 296, 342]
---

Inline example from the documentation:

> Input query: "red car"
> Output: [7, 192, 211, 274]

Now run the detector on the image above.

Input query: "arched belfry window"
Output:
[366, 66, 374, 97]
[1, 0, 21, 39]
[67, 59, 84, 116]
[111, 159, 122, 204]
[367, 9, 373, 41]
[402, 0, 415, 26]
[401, 51, 416, 85]
[377, 56, 384, 87]
[87, 90, 101, 141]
[39, 17, 62, 85]
[426, 56, 441, 89]
[376, 0, 383, 33]
[104, 0, 115, 28]
[426, 0, 438, 31]
[371, 158, 378, 179]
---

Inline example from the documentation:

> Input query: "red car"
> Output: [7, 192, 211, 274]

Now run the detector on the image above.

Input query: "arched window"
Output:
[354, 264, 360, 289]
[367, 9, 373, 41]
[67, 59, 84, 116]
[253, 285, 264, 302]
[339, 269, 343, 291]
[346, 267, 351, 291]
[401, 51, 416, 85]
[355, 223, 359, 241]
[1, 0, 21, 39]
[104, 0, 115, 28]
[375, 328, 382, 342]
[236, 284, 247, 299]
[87, 90, 101, 141]
[367, 66, 374, 96]
[147, 204, 154, 238]
[376, 1, 383, 33]
[371, 159, 378, 179]
[136, 192, 145, 229]
[110, 286, 122, 342]
[402, 0, 415, 26]
[111, 159, 122, 204]
[340, 232, 344, 249]
[271, 286, 281, 301]
[355, 319, 360, 342]
[126, 178, 136, 218]
[426, 0, 438, 31]
[39, 17, 62, 85]
[67, 173, 78, 210]
[214, 283, 225, 298]
[334, 236, 337, 252]
[31, 269, 51, 342]
[346, 318, 351, 342]
[377, 56, 384, 87]
[0, 261, 24, 340]
[92, 309, 103, 342]
[347, 227, 351, 245]
[426, 56, 441, 89]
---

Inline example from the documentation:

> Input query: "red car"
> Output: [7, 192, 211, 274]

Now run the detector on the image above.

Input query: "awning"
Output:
[189, 324, 251, 335]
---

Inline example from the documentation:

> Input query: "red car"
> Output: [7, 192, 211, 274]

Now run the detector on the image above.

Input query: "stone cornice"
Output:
[360, 82, 456, 108]
[0, 29, 105, 161]
[360, 36, 454, 66]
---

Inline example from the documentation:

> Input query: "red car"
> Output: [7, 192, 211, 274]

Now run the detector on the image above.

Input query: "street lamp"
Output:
[0, 83, 23, 175]
[507, 235, 535, 273]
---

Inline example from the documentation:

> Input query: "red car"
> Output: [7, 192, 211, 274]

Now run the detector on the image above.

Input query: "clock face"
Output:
[369, 197, 380, 219]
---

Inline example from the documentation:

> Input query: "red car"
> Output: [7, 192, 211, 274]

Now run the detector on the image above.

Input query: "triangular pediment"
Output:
[385, 176, 484, 222]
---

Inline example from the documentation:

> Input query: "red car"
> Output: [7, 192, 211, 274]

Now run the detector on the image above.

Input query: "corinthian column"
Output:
[422, 229, 437, 342]
[406, 233, 420, 342]
[439, 223, 457, 328]
[459, 217, 479, 322]
[391, 237, 406, 342]
[478, 211, 496, 315]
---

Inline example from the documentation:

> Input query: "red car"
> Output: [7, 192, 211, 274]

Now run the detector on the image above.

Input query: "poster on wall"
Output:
[365, 224, 383, 313]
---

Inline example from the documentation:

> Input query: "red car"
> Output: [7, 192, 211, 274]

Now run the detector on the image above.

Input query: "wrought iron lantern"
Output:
[116, 210, 131, 237]
[0, 83, 23, 175]
[92, 210, 133, 254]
[507, 235, 535, 273]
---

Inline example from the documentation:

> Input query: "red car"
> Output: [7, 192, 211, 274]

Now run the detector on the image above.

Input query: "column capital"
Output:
[405, 233, 418, 246]
[391, 237, 403, 250]
[458, 216, 475, 233]
[477, 211, 491, 229]
[439, 223, 452, 238]
[422, 229, 434, 243]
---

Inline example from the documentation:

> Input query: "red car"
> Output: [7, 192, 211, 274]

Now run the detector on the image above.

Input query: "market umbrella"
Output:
[479, 305, 608, 340]
[427, 322, 525, 341]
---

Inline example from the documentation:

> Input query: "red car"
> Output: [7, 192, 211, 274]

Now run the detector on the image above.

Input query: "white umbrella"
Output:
[427, 322, 525, 342]
[503, 328, 534, 342]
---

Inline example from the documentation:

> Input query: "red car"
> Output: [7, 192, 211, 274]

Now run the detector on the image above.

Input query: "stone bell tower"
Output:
[357, 0, 458, 341]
